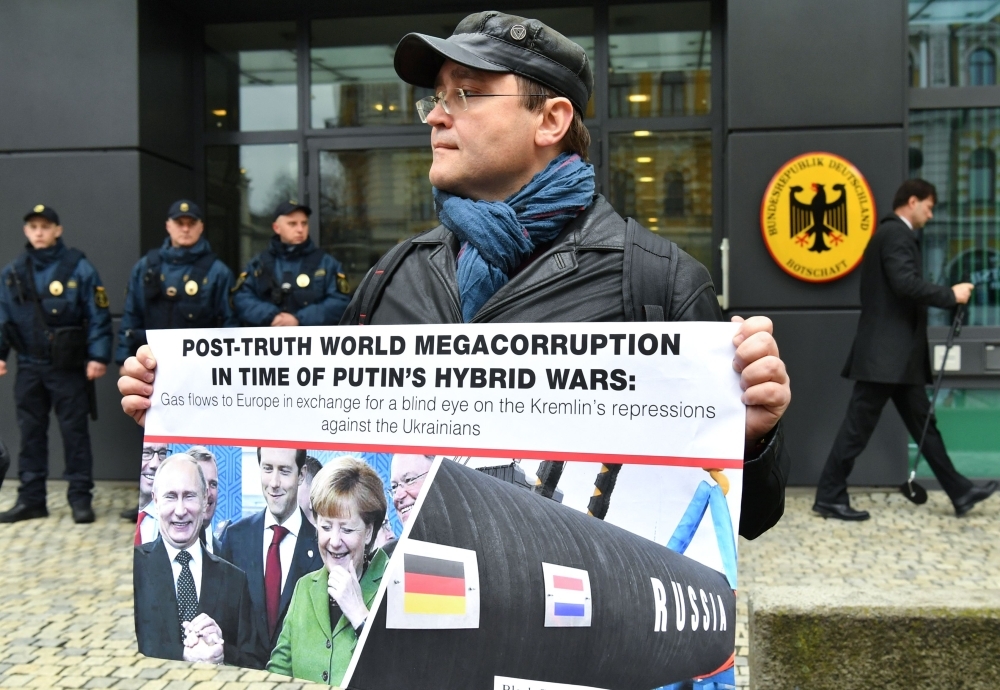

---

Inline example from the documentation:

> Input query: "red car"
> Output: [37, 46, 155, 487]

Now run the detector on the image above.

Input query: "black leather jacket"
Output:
[343, 195, 788, 539]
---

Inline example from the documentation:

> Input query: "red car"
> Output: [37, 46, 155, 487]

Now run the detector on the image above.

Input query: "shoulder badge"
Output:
[336, 272, 350, 295]
[231, 271, 248, 294]
[314, 268, 327, 277]
[67, 279, 78, 289]
[94, 286, 109, 309]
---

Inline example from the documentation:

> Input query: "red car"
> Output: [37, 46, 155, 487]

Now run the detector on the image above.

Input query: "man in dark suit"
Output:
[133, 453, 256, 666]
[815, 179, 997, 521]
[0, 437, 9, 491]
[219, 447, 323, 668]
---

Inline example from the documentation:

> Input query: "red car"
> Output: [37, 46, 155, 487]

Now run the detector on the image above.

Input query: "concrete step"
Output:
[749, 586, 1000, 689]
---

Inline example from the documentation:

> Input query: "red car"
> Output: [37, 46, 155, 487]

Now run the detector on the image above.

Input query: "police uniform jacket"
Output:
[116, 238, 237, 364]
[842, 215, 956, 385]
[0, 239, 112, 366]
[232, 237, 350, 326]
[341, 194, 788, 540]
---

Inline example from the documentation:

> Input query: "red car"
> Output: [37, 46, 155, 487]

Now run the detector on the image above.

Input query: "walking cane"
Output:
[900, 303, 966, 504]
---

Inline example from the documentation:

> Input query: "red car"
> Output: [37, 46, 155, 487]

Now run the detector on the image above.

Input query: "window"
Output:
[608, 131, 712, 267]
[310, 14, 465, 129]
[205, 144, 299, 271]
[909, 108, 1000, 326]
[609, 3, 711, 117]
[970, 147, 996, 203]
[970, 48, 997, 86]
[205, 23, 298, 132]
[909, 1, 1000, 88]
[318, 148, 436, 289]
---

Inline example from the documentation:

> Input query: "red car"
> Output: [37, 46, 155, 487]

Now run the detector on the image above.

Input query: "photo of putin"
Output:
[133, 453, 256, 666]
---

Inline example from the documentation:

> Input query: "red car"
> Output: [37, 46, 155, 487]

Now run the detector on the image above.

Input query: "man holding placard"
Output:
[119, 12, 790, 539]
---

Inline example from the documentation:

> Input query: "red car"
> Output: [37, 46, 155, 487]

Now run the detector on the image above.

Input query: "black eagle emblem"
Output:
[789, 183, 847, 253]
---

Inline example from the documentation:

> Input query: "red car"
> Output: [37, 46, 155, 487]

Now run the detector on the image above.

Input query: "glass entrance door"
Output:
[308, 135, 437, 291]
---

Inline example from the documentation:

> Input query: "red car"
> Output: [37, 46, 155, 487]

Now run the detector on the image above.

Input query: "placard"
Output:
[132, 322, 744, 690]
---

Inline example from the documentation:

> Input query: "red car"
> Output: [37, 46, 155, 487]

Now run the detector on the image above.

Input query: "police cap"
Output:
[273, 200, 312, 221]
[394, 11, 593, 115]
[24, 204, 60, 225]
[167, 200, 203, 221]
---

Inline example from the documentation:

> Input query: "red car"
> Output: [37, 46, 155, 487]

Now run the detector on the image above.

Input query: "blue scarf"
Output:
[434, 152, 595, 322]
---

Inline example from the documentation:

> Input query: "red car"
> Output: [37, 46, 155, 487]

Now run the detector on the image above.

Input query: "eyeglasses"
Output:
[390, 471, 429, 493]
[141, 447, 170, 461]
[415, 87, 551, 123]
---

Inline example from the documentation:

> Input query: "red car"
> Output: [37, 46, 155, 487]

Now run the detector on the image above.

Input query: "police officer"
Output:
[116, 199, 237, 364]
[232, 201, 350, 326]
[0, 204, 112, 523]
[116, 199, 236, 522]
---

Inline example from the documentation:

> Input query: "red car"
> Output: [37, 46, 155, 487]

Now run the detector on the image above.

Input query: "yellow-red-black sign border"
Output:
[758, 151, 876, 284]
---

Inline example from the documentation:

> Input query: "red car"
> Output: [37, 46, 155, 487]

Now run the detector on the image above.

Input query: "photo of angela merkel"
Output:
[267, 456, 389, 685]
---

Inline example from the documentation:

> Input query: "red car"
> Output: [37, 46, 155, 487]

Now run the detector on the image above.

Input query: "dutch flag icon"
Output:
[542, 563, 592, 628]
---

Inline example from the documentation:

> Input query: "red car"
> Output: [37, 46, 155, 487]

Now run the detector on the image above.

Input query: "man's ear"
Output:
[272, 221, 281, 235]
[534, 97, 575, 150]
[54, 225, 64, 239]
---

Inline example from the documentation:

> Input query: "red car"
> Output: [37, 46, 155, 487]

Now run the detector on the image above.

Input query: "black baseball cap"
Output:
[167, 200, 203, 221]
[273, 200, 311, 221]
[394, 11, 593, 115]
[24, 204, 60, 225]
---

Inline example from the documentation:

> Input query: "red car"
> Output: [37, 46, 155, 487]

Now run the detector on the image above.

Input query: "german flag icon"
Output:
[386, 540, 480, 629]
[403, 554, 467, 615]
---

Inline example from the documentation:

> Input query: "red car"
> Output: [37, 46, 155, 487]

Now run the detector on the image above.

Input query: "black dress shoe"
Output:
[71, 502, 95, 524]
[812, 501, 870, 521]
[953, 481, 998, 517]
[0, 503, 49, 523]
[119, 506, 139, 522]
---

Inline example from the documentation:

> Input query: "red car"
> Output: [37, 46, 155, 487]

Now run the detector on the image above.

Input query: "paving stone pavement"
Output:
[0, 482, 996, 690]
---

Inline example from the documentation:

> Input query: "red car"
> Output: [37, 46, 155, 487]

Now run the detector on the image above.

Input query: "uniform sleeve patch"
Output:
[231, 271, 248, 294]
[336, 272, 350, 294]
[94, 286, 110, 309]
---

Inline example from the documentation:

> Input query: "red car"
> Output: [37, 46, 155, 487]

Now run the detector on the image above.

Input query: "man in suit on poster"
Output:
[133, 453, 256, 666]
[815, 179, 997, 520]
[186, 445, 225, 554]
[134, 442, 169, 546]
[219, 447, 323, 668]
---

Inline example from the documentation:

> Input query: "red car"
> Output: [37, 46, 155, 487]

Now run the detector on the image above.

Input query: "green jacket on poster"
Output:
[267, 548, 389, 685]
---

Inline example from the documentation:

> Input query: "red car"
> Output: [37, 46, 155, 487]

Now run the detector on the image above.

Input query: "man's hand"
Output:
[86, 361, 107, 380]
[271, 312, 299, 327]
[182, 615, 225, 664]
[952, 282, 974, 304]
[118, 344, 156, 427]
[328, 560, 369, 630]
[0, 361, 6, 377]
[185, 613, 224, 644]
[731, 316, 791, 444]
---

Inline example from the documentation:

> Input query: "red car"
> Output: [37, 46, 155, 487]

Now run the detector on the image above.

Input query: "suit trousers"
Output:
[816, 381, 972, 506]
[14, 363, 94, 506]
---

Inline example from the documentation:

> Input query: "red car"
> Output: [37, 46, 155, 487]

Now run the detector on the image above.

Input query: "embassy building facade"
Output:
[1, 0, 998, 487]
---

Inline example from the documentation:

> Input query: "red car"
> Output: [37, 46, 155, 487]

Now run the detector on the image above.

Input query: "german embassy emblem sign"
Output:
[760, 152, 875, 283]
